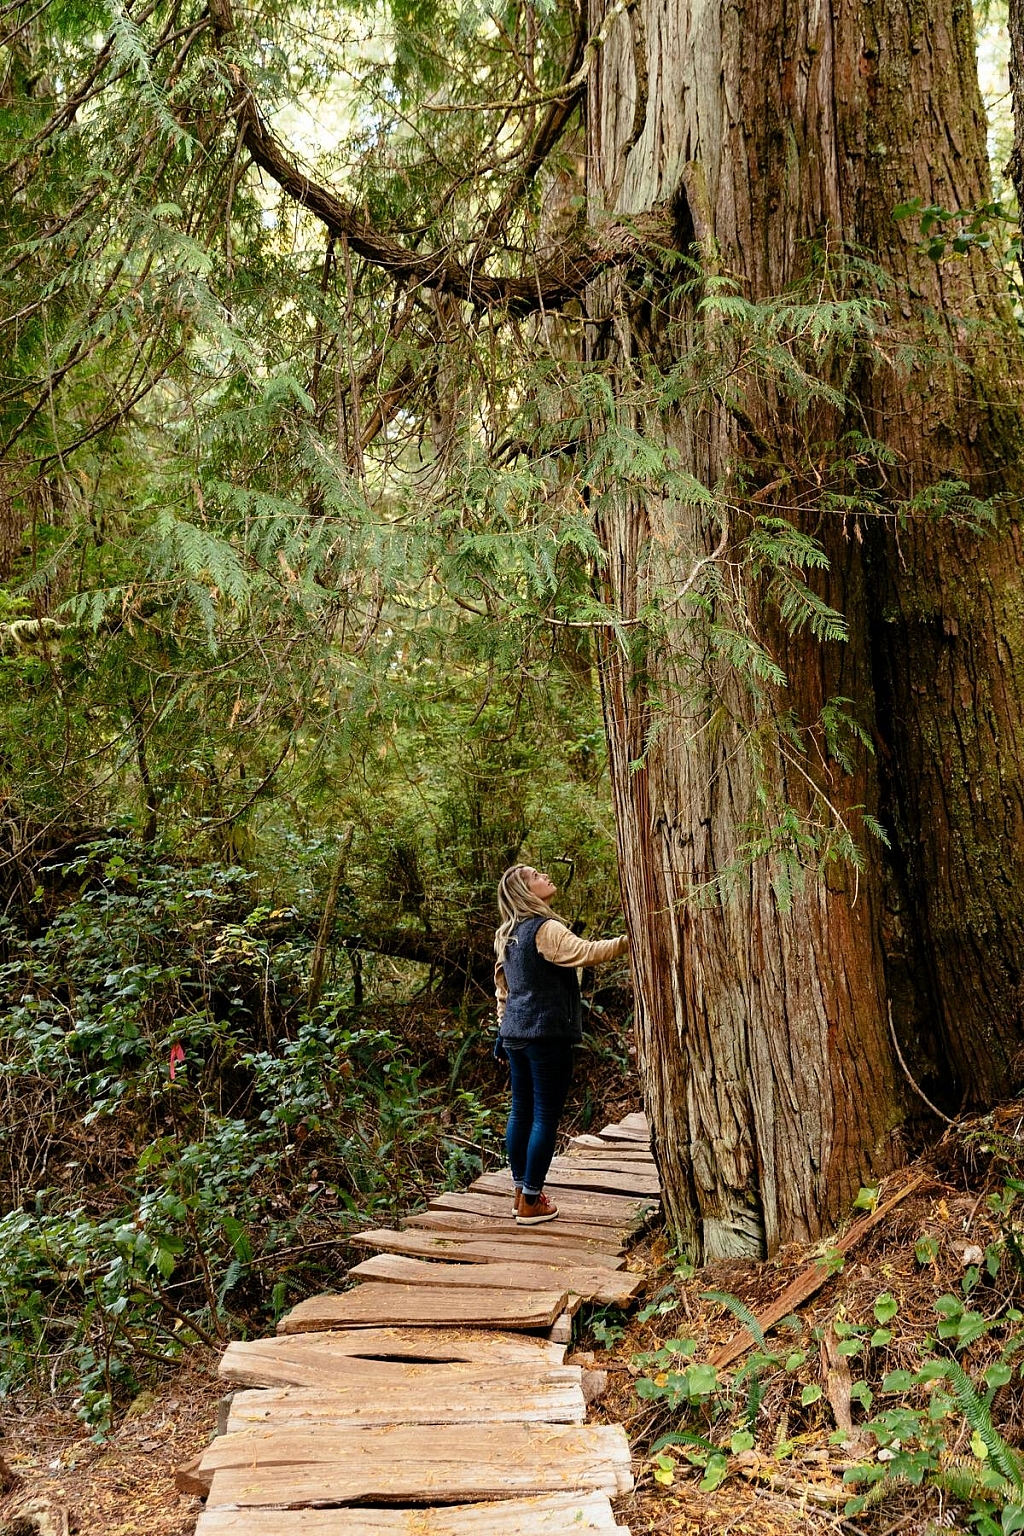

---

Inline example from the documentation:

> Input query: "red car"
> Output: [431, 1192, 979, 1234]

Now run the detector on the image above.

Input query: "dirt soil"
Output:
[0, 1360, 221, 1536]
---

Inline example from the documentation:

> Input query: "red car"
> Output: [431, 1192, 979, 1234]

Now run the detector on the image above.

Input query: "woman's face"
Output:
[525, 868, 557, 901]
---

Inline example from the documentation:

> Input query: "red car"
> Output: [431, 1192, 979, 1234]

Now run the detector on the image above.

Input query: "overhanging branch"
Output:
[208, 0, 671, 312]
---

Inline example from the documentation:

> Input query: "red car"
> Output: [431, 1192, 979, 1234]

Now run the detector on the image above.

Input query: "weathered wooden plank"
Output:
[225, 1364, 586, 1429]
[192, 1421, 634, 1504]
[196, 1489, 630, 1533]
[403, 1210, 625, 1248]
[351, 1228, 626, 1270]
[468, 1176, 657, 1217]
[534, 1165, 660, 1197]
[616, 1112, 649, 1131]
[568, 1161, 656, 1177]
[567, 1136, 654, 1157]
[549, 1309, 573, 1345]
[552, 1171, 658, 1197]
[432, 1191, 649, 1229]
[348, 1253, 643, 1307]
[220, 1329, 565, 1389]
[592, 1120, 649, 1141]
[278, 1284, 568, 1335]
[561, 1152, 657, 1170]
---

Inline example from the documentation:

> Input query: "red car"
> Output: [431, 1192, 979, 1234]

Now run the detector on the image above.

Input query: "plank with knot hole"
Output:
[220, 1328, 566, 1389]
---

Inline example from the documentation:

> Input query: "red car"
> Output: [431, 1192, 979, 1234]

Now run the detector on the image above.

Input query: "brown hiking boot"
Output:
[516, 1191, 558, 1226]
[512, 1186, 523, 1216]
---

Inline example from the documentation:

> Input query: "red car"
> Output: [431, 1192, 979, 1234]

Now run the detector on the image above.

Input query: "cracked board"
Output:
[224, 1361, 586, 1429]
[185, 1419, 634, 1504]
[195, 1489, 631, 1532]
[346, 1253, 643, 1307]
[220, 1328, 566, 1390]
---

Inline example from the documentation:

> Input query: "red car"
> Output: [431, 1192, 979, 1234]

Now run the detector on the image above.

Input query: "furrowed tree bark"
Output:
[1008, 0, 1024, 229]
[587, 0, 1024, 1259]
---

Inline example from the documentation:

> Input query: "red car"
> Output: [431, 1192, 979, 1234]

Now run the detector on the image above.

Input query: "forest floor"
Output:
[0, 1362, 218, 1536]
[584, 1103, 1024, 1535]
[3, 1096, 1021, 1535]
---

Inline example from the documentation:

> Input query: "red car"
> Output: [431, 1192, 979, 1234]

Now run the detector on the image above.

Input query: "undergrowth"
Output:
[598, 1123, 1024, 1535]
[0, 836, 631, 1433]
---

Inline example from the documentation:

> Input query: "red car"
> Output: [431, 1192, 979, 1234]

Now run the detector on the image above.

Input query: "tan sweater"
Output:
[495, 921, 629, 1026]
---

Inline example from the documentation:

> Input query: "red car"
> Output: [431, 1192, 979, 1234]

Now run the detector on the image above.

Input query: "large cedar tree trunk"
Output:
[1009, 0, 1024, 225]
[587, 0, 1024, 1258]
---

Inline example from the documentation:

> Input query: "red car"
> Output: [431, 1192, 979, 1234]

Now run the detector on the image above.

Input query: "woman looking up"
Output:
[494, 865, 630, 1226]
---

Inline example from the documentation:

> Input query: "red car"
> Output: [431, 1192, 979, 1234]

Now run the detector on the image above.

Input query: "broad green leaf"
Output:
[873, 1293, 898, 1323]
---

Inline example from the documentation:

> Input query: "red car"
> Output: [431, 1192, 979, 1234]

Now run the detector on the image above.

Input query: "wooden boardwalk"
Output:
[182, 1113, 656, 1535]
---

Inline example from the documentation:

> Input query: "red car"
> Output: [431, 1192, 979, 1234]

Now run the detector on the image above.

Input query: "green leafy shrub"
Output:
[0, 838, 518, 1430]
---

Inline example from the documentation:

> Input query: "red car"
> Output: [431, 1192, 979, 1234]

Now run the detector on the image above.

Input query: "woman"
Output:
[494, 864, 629, 1226]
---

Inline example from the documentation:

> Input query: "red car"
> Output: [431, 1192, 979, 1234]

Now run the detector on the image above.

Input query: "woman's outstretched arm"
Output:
[535, 923, 628, 968]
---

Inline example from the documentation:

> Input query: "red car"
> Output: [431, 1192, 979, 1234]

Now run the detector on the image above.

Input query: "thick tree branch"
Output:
[207, 0, 669, 312]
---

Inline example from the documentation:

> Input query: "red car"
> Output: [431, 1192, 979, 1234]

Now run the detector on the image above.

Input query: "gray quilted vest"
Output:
[500, 916, 582, 1044]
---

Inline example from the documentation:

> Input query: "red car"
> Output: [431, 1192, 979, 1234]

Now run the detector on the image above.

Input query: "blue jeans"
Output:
[505, 1039, 574, 1196]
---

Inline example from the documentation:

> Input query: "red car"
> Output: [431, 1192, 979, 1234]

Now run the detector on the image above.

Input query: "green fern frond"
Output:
[772, 570, 849, 642]
[747, 517, 831, 572]
[861, 813, 890, 846]
[744, 1370, 765, 1428]
[933, 1358, 1024, 1489]
[932, 1456, 1017, 1503]
[105, 0, 190, 146]
[845, 1473, 898, 1516]
[697, 293, 757, 324]
[701, 1288, 769, 1352]
[709, 627, 788, 686]
[649, 1428, 717, 1456]
[151, 512, 251, 605]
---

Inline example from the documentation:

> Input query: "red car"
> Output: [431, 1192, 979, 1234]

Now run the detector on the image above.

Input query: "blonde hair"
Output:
[495, 864, 564, 962]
